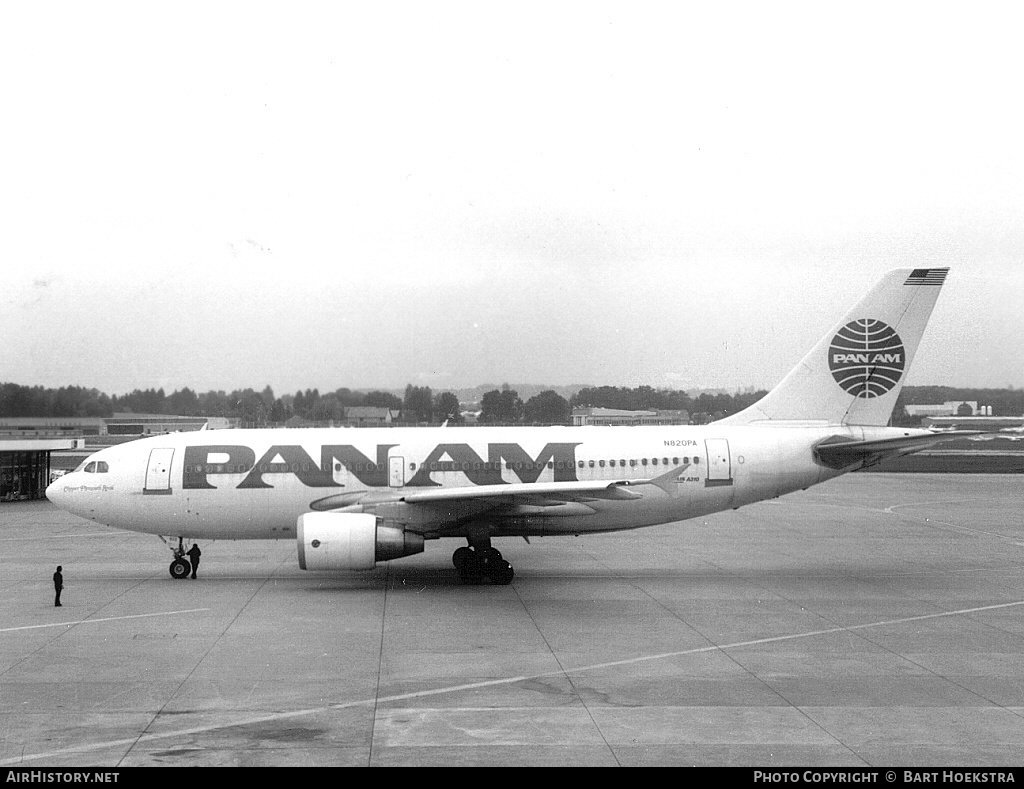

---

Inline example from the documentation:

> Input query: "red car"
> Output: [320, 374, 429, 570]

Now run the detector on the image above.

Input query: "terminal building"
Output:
[904, 401, 989, 420]
[923, 415, 1024, 432]
[0, 413, 232, 438]
[0, 431, 86, 501]
[0, 414, 233, 501]
[903, 401, 1024, 432]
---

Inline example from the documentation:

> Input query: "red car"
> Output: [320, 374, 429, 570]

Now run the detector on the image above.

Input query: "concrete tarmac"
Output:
[2, 473, 1023, 767]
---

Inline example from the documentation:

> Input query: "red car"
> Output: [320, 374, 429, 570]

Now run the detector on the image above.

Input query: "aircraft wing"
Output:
[814, 432, 980, 469]
[387, 469, 686, 534]
[307, 465, 689, 534]
[405, 462, 689, 503]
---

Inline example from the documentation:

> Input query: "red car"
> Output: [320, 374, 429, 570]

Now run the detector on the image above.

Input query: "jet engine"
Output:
[297, 512, 424, 571]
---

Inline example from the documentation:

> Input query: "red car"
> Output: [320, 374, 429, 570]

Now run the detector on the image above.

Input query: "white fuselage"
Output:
[45, 423, 899, 541]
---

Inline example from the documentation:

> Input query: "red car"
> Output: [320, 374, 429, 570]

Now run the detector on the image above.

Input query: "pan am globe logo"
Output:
[828, 318, 906, 398]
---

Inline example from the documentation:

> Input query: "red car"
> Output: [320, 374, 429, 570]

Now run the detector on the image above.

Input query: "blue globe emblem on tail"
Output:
[828, 319, 906, 398]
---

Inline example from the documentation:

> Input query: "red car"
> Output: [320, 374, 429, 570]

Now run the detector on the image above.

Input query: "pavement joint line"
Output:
[0, 609, 211, 633]
[4, 597, 1024, 765]
[122, 564, 290, 765]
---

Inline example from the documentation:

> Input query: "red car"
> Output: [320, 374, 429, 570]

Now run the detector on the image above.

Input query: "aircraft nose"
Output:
[46, 477, 68, 509]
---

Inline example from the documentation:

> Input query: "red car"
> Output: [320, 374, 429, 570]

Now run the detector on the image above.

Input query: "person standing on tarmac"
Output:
[53, 566, 63, 606]
[186, 543, 201, 579]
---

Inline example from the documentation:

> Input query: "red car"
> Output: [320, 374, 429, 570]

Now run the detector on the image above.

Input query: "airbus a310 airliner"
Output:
[48, 268, 954, 584]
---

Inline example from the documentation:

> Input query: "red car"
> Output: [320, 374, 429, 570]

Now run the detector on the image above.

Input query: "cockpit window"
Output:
[82, 461, 109, 474]
[84, 462, 96, 473]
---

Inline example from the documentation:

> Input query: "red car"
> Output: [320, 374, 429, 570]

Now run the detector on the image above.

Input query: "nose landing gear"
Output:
[167, 536, 192, 579]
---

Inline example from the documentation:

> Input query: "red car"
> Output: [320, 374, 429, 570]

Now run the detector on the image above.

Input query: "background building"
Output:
[342, 407, 399, 427]
[0, 414, 234, 494]
[0, 430, 85, 501]
[904, 401, 987, 419]
[571, 407, 690, 426]
[923, 415, 1024, 431]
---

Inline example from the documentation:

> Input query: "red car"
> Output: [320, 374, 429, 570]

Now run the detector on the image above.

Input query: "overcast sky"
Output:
[4, 2, 1022, 398]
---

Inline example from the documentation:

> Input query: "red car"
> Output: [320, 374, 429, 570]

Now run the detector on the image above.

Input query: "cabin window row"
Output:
[184, 456, 702, 475]
[398, 457, 699, 472]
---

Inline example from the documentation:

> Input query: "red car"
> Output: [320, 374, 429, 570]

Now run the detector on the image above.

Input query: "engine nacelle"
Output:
[297, 512, 424, 571]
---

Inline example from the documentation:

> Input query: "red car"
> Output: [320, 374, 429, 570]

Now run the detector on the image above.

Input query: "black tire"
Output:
[452, 546, 473, 570]
[169, 559, 191, 579]
[488, 561, 514, 585]
[457, 552, 486, 584]
[478, 547, 502, 567]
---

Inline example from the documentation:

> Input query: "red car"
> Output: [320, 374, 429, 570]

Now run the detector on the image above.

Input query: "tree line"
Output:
[0, 382, 451, 427]
[3, 381, 1022, 426]
[0, 381, 567, 426]
[569, 385, 770, 424]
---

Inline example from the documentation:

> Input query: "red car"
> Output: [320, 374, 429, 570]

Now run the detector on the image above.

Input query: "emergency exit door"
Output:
[704, 439, 733, 487]
[144, 448, 174, 495]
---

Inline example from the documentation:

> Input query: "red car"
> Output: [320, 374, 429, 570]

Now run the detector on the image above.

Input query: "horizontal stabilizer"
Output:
[814, 431, 980, 469]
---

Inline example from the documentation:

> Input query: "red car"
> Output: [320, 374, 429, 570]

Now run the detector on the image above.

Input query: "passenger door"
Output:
[144, 448, 174, 495]
[705, 439, 733, 487]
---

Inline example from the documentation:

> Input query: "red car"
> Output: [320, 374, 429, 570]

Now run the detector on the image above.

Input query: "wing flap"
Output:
[400, 479, 646, 504]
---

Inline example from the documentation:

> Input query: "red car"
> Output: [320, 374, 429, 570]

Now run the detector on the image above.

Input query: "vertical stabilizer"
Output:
[719, 268, 948, 426]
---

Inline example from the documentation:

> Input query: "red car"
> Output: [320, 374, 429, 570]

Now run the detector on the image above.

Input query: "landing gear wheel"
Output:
[452, 546, 473, 570]
[170, 559, 192, 579]
[477, 547, 502, 568]
[489, 560, 514, 585]
[454, 544, 515, 585]
[457, 552, 486, 584]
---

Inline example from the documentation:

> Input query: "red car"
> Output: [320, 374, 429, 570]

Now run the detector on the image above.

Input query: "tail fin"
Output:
[719, 268, 948, 427]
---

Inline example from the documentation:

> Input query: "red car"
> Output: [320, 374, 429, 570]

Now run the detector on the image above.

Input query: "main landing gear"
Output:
[168, 536, 192, 580]
[452, 539, 514, 585]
